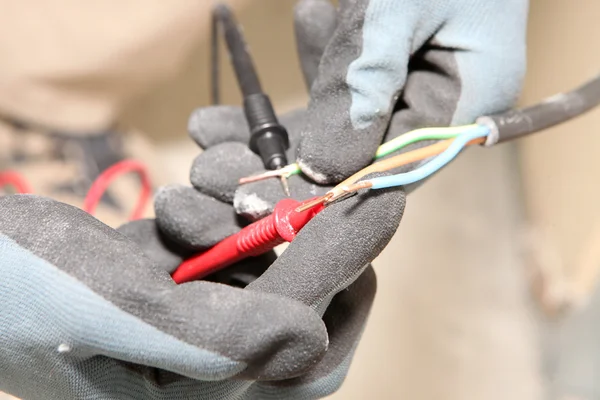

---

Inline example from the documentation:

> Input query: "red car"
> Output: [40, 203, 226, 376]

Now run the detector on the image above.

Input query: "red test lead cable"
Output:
[171, 198, 324, 284]
[83, 159, 152, 221]
[0, 171, 32, 194]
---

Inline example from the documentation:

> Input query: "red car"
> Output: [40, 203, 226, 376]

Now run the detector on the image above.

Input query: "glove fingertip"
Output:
[154, 185, 240, 250]
[188, 105, 248, 149]
[297, 104, 383, 184]
[234, 182, 277, 221]
[190, 142, 263, 204]
[117, 219, 192, 274]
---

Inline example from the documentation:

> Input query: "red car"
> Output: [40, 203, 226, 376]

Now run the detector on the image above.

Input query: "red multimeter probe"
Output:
[171, 198, 324, 284]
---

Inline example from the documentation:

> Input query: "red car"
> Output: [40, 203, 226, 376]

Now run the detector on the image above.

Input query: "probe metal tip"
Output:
[280, 175, 291, 197]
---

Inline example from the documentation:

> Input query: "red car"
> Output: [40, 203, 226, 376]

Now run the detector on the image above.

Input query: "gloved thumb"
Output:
[297, 0, 424, 184]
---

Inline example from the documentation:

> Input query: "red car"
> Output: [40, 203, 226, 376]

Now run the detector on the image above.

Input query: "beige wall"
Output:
[519, 0, 600, 306]
[121, 0, 307, 141]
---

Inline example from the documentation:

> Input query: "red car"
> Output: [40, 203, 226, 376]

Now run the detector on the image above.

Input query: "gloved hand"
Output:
[0, 192, 402, 400]
[106, 4, 404, 398]
[295, 0, 528, 184]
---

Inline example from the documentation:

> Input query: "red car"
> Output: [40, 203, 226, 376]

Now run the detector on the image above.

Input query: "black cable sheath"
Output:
[481, 74, 600, 144]
[212, 4, 263, 98]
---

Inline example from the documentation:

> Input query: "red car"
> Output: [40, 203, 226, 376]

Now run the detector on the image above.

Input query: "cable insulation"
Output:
[368, 126, 489, 189]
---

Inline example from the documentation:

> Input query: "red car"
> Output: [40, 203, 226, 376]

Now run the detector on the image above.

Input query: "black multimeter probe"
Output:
[211, 3, 290, 171]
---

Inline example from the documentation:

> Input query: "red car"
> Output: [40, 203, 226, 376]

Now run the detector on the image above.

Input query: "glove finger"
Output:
[189, 109, 309, 205]
[0, 195, 327, 381]
[253, 265, 377, 398]
[117, 218, 193, 274]
[187, 106, 309, 156]
[280, 108, 306, 158]
[385, 36, 525, 149]
[294, 0, 338, 90]
[190, 142, 264, 204]
[118, 218, 276, 286]
[154, 184, 241, 250]
[204, 250, 276, 288]
[188, 102, 307, 157]
[190, 108, 331, 220]
[188, 105, 249, 149]
[247, 177, 404, 310]
[297, 1, 426, 184]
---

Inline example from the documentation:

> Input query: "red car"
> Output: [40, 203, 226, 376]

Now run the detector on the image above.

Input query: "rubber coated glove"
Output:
[0, 191, 401, 400]
[116, 5, 403, 398]
[294, 0, 528, 184]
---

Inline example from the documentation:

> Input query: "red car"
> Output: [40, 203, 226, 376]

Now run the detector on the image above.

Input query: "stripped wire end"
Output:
[295, 193, 332, 213]
[325, 181, 373, 205]
[239, 163, 300, 185]
[296, 180, 374, 213]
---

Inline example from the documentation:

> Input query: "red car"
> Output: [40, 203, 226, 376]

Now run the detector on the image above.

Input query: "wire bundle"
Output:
[313, 124, 490, 206]
[359, 126, 488, 189]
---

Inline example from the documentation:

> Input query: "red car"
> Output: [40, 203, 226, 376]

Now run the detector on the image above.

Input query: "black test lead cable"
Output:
[211, 3, 291, 172]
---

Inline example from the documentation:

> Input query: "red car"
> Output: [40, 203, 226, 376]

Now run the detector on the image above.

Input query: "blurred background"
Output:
[1, 0, 599, 399]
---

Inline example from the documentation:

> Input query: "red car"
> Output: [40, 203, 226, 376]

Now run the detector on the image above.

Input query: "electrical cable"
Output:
[366, 125, 490, 189]
[245, 73, 600, 187]
[190, 74, 600, 283]
[83, 159, 152, 221]
[0, 171, 32, 194]
[479, 73, 600, 145]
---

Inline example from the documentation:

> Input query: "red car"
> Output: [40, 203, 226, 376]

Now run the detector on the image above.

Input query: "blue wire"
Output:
[368, 125, 490, 189]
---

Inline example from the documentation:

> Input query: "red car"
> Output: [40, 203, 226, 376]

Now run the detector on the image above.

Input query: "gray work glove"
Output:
[0, 191, 402, 400]
[294, 0, 528, 184]
[191, 0, 528, 218]
[103, 4, 403, 397]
